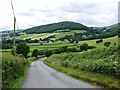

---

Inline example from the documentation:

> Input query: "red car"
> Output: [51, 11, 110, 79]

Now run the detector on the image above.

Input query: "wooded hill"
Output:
[23, 21, 118, 37]
[24, 21, 91, 34]
[2, 21, 118, 38]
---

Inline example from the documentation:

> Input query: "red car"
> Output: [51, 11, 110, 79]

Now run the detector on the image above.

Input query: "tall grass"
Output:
[45, 46, 119, 89]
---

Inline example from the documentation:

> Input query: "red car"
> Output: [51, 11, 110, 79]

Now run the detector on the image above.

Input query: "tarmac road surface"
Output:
[21, 58, 99, 88]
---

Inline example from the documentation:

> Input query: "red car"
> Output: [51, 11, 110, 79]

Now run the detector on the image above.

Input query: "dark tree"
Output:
[104, 42, 111, 47]
[16, 42, 30, 58]
[45, 50, 53, 57]
[32, 49, 39, 58]
[114, 43, 116, 46]
[96, 39, 103, 43]
[80, 43, 88, 51]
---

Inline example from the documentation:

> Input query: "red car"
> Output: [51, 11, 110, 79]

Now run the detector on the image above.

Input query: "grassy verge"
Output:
[44, 61, 119, 90]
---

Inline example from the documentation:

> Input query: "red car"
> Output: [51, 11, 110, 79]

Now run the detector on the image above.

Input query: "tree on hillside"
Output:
[80, 43, 88, 51]
[32, 49, 39, 58]
[16, 42, 30, 58]
[104, 42, 111, 47]
[96, 39, 103, 43]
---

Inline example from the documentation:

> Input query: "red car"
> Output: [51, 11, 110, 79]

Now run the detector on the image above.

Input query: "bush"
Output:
[80, 43, 88, 51]
[61, 60, 70, 67]
[96, 39, 103, 43]
[2, 54, 28, 88]
[54, 48, 62, 54]
[45, 50, 53, 57]
[16, 42, 30, 58]
[67, 47, 79, 52]
[32, 49, 39, 58]
[104, 42, 111, 47]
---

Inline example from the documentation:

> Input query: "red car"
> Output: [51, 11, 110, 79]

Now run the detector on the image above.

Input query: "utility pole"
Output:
[10, 0, 16, 54]
[13, 17, 16, 54]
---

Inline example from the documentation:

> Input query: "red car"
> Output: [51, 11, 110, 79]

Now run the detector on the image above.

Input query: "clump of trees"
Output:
[80, 43, 96, 51]
[45, 50, 53, 57]
[30, 43, 96, 58]
[16, 42, 30, 58]
[80, 43, 89, 51]
[96, 39, 103, 43]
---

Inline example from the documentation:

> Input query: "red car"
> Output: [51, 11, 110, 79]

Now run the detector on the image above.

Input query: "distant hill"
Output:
[2, 21, 118, 39]
[94, 23, 118, 36]
[24, 21, 91, 34]
[2, 29, 24, 37]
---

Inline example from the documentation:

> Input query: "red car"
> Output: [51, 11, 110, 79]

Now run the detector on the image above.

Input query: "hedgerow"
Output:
[2, 54, 28, 89]
[45, 46, 119, 78]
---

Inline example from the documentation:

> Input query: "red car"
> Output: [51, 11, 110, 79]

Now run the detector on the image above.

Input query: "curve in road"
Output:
[21, 58, 99, 88]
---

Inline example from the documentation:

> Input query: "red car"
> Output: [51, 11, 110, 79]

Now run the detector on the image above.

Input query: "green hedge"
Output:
[2, 54, 28, 88]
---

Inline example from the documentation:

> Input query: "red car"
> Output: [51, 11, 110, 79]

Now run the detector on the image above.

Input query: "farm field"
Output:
[5, 30, 86, 40]
[53, 30, 86, 40]
[1, 36, 118, 53]
[29, 42, 76, 51]
[1, 41, 76, 56]
[79, 36, 118, 49]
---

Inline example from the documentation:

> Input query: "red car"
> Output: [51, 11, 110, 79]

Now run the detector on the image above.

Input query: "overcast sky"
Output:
[0, 0, 119, 31]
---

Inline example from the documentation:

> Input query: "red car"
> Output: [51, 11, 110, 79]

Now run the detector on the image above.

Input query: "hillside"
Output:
[94, 23, 118, 36]
[2, 21, 118, 39]
[24, 21, 90, 34]
[44, 46, 119, 89]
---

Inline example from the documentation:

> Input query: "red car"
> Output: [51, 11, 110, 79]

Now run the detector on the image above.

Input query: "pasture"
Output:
[79, 36, 118, 49]
[29, 42, 76, 51]
[5, 30, 86, 41]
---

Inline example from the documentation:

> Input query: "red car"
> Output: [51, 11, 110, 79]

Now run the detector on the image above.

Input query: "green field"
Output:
[6, 33, 57, 40]
[2, 36, 118, 53]
[79, 36, 118, 49]
[29, 42, 76, 51]
[1, 41, 76, 55]
[6, 30, 86, 41]
[53, 30, 86, 40]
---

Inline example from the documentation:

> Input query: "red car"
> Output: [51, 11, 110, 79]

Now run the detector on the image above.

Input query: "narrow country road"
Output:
[21, 58, 98, 88]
